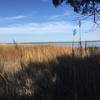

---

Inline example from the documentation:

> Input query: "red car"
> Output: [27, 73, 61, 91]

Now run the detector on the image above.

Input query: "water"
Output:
[2, 41, 100, 47]
[30, 41, 100, 47]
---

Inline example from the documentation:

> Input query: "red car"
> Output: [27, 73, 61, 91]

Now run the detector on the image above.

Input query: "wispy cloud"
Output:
[49, 12, 68, 20]
[0, 15, 26, 21]
[0, 19, 99, 42]
[48, 11, 80, 21]
[0, 21, 75, 34]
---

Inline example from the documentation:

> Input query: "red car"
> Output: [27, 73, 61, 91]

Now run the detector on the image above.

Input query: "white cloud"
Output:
[49, 12, 69, 20]
[0, 19, 99, 42]
[0, 15, 26, 21]
[0, 21, 75, 34]
[48, 11, 80, 21]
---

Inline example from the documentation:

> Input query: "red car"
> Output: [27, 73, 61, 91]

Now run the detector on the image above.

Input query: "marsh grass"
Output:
[0, 44, 100, 100]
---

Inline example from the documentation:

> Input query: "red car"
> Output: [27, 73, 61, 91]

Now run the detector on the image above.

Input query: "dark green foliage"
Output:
[52, 0, 100, 22]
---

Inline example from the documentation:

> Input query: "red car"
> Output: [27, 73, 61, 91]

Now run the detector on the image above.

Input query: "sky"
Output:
[0, 0, 100, 43]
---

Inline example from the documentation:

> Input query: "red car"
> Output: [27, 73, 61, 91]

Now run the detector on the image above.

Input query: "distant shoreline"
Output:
[0, 40, 100, 47]
[0, 40, 100, 44]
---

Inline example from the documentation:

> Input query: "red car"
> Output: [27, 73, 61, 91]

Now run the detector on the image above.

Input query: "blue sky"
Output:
[0, 0, 100, 43]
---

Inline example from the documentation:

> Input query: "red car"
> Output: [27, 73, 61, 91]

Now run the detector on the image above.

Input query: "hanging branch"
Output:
[52, 0, 100, 23]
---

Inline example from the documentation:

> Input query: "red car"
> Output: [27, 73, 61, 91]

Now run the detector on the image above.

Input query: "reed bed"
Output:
[0, 44, 99, 100]
[0, 44, 72, 61]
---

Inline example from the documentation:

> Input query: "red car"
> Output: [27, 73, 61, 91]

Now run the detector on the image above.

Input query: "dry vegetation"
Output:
[0, 44, 73, 73]
[0, 44, 100, 100]
[0, 44, 72, 62]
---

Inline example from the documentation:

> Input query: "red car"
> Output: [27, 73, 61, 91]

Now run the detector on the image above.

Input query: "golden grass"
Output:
[0, 44, 100, 99]
[0, 44, 72, 62]
[0, 44, 99, 74]
[0, 44, 73, 74]
[0, 44, 97, 73]
[0, 44, 99, 79]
